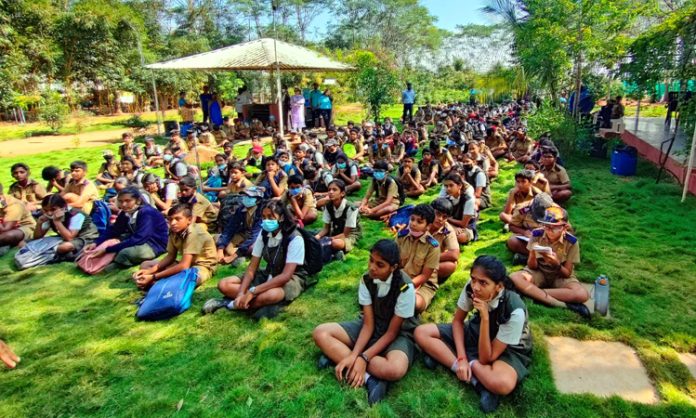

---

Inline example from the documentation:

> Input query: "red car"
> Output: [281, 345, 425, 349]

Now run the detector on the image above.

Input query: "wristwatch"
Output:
[249, 286, 256, 295]
[359, 353, 370, 364]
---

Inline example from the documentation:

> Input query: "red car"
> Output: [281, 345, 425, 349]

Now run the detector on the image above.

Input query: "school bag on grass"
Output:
[75, 239, 120, 275]
[136, 268, 197, 321]
[14, 236, 63, 270]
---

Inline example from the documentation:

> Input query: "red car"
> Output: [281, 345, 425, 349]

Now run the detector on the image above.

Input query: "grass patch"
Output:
[0, 117, 695, 416]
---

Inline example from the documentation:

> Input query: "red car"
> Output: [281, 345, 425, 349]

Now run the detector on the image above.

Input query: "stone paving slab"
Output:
[677, 353, 696, 380]
[546, 336, 658, 404]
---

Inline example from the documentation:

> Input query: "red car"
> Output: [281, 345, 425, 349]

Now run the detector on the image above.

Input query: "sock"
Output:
[450, 360, 459, 373]
[469, 361, 478, 386]
[226, 300, 236, 310]
[364, 372, 372, 381]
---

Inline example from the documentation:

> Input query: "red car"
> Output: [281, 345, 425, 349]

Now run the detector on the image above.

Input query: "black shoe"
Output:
[512, 252, 527, 265]
[253, 304, 281, 320]
[317, 354, 333, 369]
[201, 298, 231, 315]
[422, 354, 437, 370]
[567, 302, 592, 319]
[477, 385, 500, 413]
[365, 376, 389, 406]
[473, 381, 500, 413]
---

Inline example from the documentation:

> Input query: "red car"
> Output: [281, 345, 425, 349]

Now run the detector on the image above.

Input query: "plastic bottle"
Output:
[594, 274, 610, 316]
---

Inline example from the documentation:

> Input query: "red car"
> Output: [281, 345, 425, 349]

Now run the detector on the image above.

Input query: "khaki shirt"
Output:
[199, 132, 218, 147]
[192, 192, 219, 232]
[9, 179, 47, 204]
[212, 130, 227, 144]
[431, 221, 458, 254]
[281, 187, 316, 213]
[541, 163, 570, 186]
[485, 133, 505, 150]
[396, 231, 441, 288]
[366, 178, 399, 205]
[506, 186, 541, 212]
[527, 230, 580, 277]
[0, 195, 36, 231]
[167, 223, 218, 275]
[63, 179, 99, 214]
[369, 143, 392, 162]
[399, 167, 422, 190]
[227, 178, 252, 194]
[509, 138, 533, 159]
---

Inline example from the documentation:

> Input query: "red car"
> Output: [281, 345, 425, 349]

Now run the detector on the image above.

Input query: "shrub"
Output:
[527, 102, 593, 156]
[123, 115, 151, 129]
[38, 92, 70, 134]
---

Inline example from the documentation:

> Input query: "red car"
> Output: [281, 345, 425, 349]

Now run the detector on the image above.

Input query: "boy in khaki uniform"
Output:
[500, 170, 541, 226]
[510, 207, 590, 318]
[539, 149, 572, 204]
[396, 204, 440, 313]
[360, 161, 400, 220]
[507, 129, 534, 162]
[134, 203, 217, 289]
[9, 163, 47, 212]
[429, 198, 460, 282]
[0, 183, 36, 249]
[177, 176, 219, 233]
[62, 161, 99, 215]
[399, 156, 424, 198]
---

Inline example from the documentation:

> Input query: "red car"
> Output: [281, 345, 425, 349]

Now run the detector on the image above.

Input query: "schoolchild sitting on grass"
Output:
[61, 160, 99, 215]
[133, 203, 218, 290]
[215, 186, 264, 265]
[442, 172, 477, 245]
[395, 204, 440, 313]
[280, 175, 317, 226]
[312, 239, 417, 405]
[415, 255, 532, 413]
[203, 200, 313, 319]
[509, 207, 590, 318]
[82, 187, 168, 268]
[33, 193, 99, 260]
[315, 179, 362, 260]
[429, 198, 460, 282]
[359, 160, 400, 220]
[0, 183, 36, 252]
[499, 170, 541, 226]
[398, 155, 425, 198]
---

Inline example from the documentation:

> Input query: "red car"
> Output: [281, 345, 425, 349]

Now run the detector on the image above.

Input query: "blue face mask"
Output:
[163, 154, 173, 162]
[373, 171, 386, 181]
[337, 162, 347, 170]
[289, 187, 303, 196]
[241, 196, 257, 208]
[261, 219, 280, 232]
[218, 164, 227, 171]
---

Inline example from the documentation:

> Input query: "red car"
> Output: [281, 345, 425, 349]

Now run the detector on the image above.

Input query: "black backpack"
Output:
[262, 227, 324, 276]
[373, 176, 406, 206]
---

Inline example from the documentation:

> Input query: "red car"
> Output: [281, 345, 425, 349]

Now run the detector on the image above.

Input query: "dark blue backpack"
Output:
[90, 200, 111, 236]
[136, 268, 198, 321]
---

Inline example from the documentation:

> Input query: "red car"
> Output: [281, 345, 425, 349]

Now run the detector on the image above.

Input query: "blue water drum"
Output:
[610, 145, 637, 176]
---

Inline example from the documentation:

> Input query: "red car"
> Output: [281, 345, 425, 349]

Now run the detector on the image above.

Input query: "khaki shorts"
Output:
[343, 233, 360, 253]
[251, 271, 307, 302]
[522, 267, 579, 289]
[340, 319, 416, 365]
[417, 283, 438, 311]
[195, 266, 214, 285]
[19, 225, 35, 241]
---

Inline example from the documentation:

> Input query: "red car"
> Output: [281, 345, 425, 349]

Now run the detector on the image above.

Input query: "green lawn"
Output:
[0, 115, 695, 417]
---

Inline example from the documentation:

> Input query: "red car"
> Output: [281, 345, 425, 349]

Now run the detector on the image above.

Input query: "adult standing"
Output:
[200, 85, 212, 124]
[290, 88, 306, 131]
[402, 82, 416, 123]
[309, 82, 323, 128]
[318, 89, 333, 128]
[209, 93, 224, 127]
